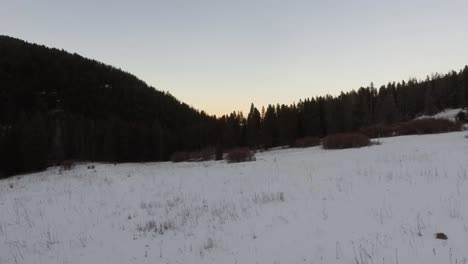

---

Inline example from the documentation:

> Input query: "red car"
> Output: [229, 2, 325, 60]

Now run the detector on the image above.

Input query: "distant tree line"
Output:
[218, 68, 468, 150]
[1, 35, 468, 177]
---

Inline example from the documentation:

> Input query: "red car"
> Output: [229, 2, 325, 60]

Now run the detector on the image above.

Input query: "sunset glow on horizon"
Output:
[2, 0, 468, 116]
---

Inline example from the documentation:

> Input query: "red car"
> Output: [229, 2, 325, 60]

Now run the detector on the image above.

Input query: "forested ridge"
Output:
[0, 36, 219, 176]
[1, 35, 468, 177]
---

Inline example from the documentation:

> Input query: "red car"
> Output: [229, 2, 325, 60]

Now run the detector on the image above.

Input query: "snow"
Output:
[416, 108, 464, 121]
[2, 131, 468, 263]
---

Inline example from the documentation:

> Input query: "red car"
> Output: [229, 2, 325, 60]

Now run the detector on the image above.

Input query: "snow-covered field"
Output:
[2, 131, 468, 263]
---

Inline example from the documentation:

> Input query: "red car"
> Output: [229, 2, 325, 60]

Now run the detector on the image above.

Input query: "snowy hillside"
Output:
[2, 131, 468, 263]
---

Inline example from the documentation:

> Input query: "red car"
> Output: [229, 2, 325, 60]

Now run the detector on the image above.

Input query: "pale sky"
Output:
[2, 0, 468, 116]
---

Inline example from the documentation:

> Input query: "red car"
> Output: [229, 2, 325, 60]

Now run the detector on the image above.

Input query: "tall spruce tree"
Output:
[262, 105, 277, 149]
[246, 103, 261, 149]
[424, 82, 438, 115]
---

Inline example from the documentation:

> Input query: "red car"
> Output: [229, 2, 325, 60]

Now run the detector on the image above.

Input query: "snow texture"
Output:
[1, 131, 468, 263]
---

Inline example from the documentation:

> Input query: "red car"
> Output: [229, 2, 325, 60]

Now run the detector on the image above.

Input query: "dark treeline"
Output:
[233, 68, 468, 149]
[1, 35, 468, 177]
[0, 36, 219, 177]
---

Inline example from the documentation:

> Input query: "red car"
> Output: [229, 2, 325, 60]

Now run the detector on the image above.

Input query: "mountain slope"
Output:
[2, 35, 468, 177]
[0, 36, 218, 176]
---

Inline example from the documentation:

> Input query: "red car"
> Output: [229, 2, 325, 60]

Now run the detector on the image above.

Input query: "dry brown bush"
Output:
[172, 147, 217, 163]
[293, 137, 321, 148]
[405, 118, 462, 135]
[60, 160, 75, 171]
[225, 147, 255, 163]
[322, 133, 371, 149]
[170, 152, 190, 163]
[361, 118, 462, 138]
[199, 147, 216, 161]
[189, 147, 216, 161]
[360, 124, 397, 138]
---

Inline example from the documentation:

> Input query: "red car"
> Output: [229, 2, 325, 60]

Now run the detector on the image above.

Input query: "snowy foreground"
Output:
[2, 132, 468, 263]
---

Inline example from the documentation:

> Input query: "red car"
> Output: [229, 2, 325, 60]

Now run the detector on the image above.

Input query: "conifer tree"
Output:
[262, 105, 277, 149]
[246, 103, 261, 149]
[424, 82, 438, 115]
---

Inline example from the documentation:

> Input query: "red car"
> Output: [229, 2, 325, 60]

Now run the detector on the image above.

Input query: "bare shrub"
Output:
[225, 147, 255, 163]
[172, 147, 217, 162]
[198, 147, 216, 161]
[137, 220, 158, 233]
[293, 137, 321, 148]
[360, 124, 397, 138]
[189, 151, 201, 161]
[189, 147, 216, 161]
[253, 192, 285, 204]
[204, 238, 215, 250]
[137, 220, 175, 235]
[405, 118, 462, 135]
[361, 118, 462, 138]
[170, 152, 190, 163]
[215, 146, 223, 160]
[60, 160, 75, 171]
[322, 133, 371, 149]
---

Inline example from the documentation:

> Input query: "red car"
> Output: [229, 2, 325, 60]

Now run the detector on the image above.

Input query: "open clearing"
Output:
[1, 131, 468, 263]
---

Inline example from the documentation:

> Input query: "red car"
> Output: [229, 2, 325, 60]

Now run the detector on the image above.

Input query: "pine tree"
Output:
[424, 82, 438, 115]
[262, 105, 277, 149]
[462, 66, 468, 107]
[376, 85, 399, 124]
[246, 103, 261, 149]
[277, 104, 297, 146]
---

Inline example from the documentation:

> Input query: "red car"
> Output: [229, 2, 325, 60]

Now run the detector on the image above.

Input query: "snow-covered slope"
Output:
[2, 132, 468, 263]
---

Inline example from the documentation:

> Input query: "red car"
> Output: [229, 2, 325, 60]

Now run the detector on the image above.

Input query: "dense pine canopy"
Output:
[1, 35, 468, 177]
[0, 36, 219, 176]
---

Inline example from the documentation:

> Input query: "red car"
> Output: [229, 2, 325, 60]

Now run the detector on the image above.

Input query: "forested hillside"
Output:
[0, 36, 219, 176]
[1, 35, 468, 177]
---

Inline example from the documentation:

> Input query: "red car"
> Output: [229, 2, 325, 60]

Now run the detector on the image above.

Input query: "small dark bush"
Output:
[322, 133, 371, 149]
[456, 111, 467, 122]
[293, 137, 321, 148]
[170, 152, 190, 163]
[225, 147, 255, 163]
